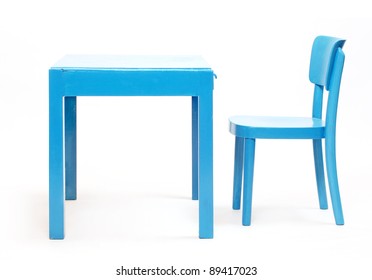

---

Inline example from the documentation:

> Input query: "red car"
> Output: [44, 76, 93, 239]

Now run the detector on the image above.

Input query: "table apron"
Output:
[50, 69, 214, 97]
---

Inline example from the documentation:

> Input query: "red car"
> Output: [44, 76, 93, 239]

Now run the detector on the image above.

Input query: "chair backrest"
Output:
[310, 36, 345, 90]
[309, 36, 346, 135]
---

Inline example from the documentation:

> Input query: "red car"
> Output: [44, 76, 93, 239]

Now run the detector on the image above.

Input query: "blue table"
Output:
[49, 55, 214, 239]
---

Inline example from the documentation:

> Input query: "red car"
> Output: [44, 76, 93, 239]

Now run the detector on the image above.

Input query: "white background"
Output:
[1, 0, 372, 279]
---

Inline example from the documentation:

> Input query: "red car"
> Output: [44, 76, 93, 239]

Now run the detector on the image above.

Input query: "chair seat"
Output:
[229, 116, 325, 139]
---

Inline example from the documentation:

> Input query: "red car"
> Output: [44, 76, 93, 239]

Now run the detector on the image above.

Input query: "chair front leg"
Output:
[312, 139, 328, 209]
[242, 138, 255, 226]
[325, 136, 344, 225]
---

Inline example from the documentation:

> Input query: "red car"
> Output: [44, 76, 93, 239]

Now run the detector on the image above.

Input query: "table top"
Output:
[52, 55, 211, 70]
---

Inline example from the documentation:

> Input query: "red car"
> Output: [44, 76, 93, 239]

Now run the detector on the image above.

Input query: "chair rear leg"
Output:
[242, 138, 255, 226]
[233, 137, 244, 210]
[313, 139, 328, 209]
[325, 137, 344, 225]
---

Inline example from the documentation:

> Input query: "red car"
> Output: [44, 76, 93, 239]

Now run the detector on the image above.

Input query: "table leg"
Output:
[198, 94, 213, 239]
[49, 71, 65, 239]
[65, 97, 77, 200]
[192, 96, 199, 200]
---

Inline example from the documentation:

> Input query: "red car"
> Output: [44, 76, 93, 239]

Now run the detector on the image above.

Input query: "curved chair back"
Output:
[310, 36, 345, 89]
[310, 36, 346, 134]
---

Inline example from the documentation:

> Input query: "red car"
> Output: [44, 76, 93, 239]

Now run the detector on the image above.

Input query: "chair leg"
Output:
[233, 137, 244, 210]
[312, 139, 328, 209]
[242, 138, 255, 226]
[325, 137, 344, 225]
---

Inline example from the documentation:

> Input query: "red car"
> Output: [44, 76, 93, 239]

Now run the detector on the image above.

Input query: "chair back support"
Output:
[325, 47, 345, 137]
[309, 36, 345, 90]
[310, 36, 345, 132]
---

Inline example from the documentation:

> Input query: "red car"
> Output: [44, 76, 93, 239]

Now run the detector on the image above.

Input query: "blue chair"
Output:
[229, 36, 346, 226]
